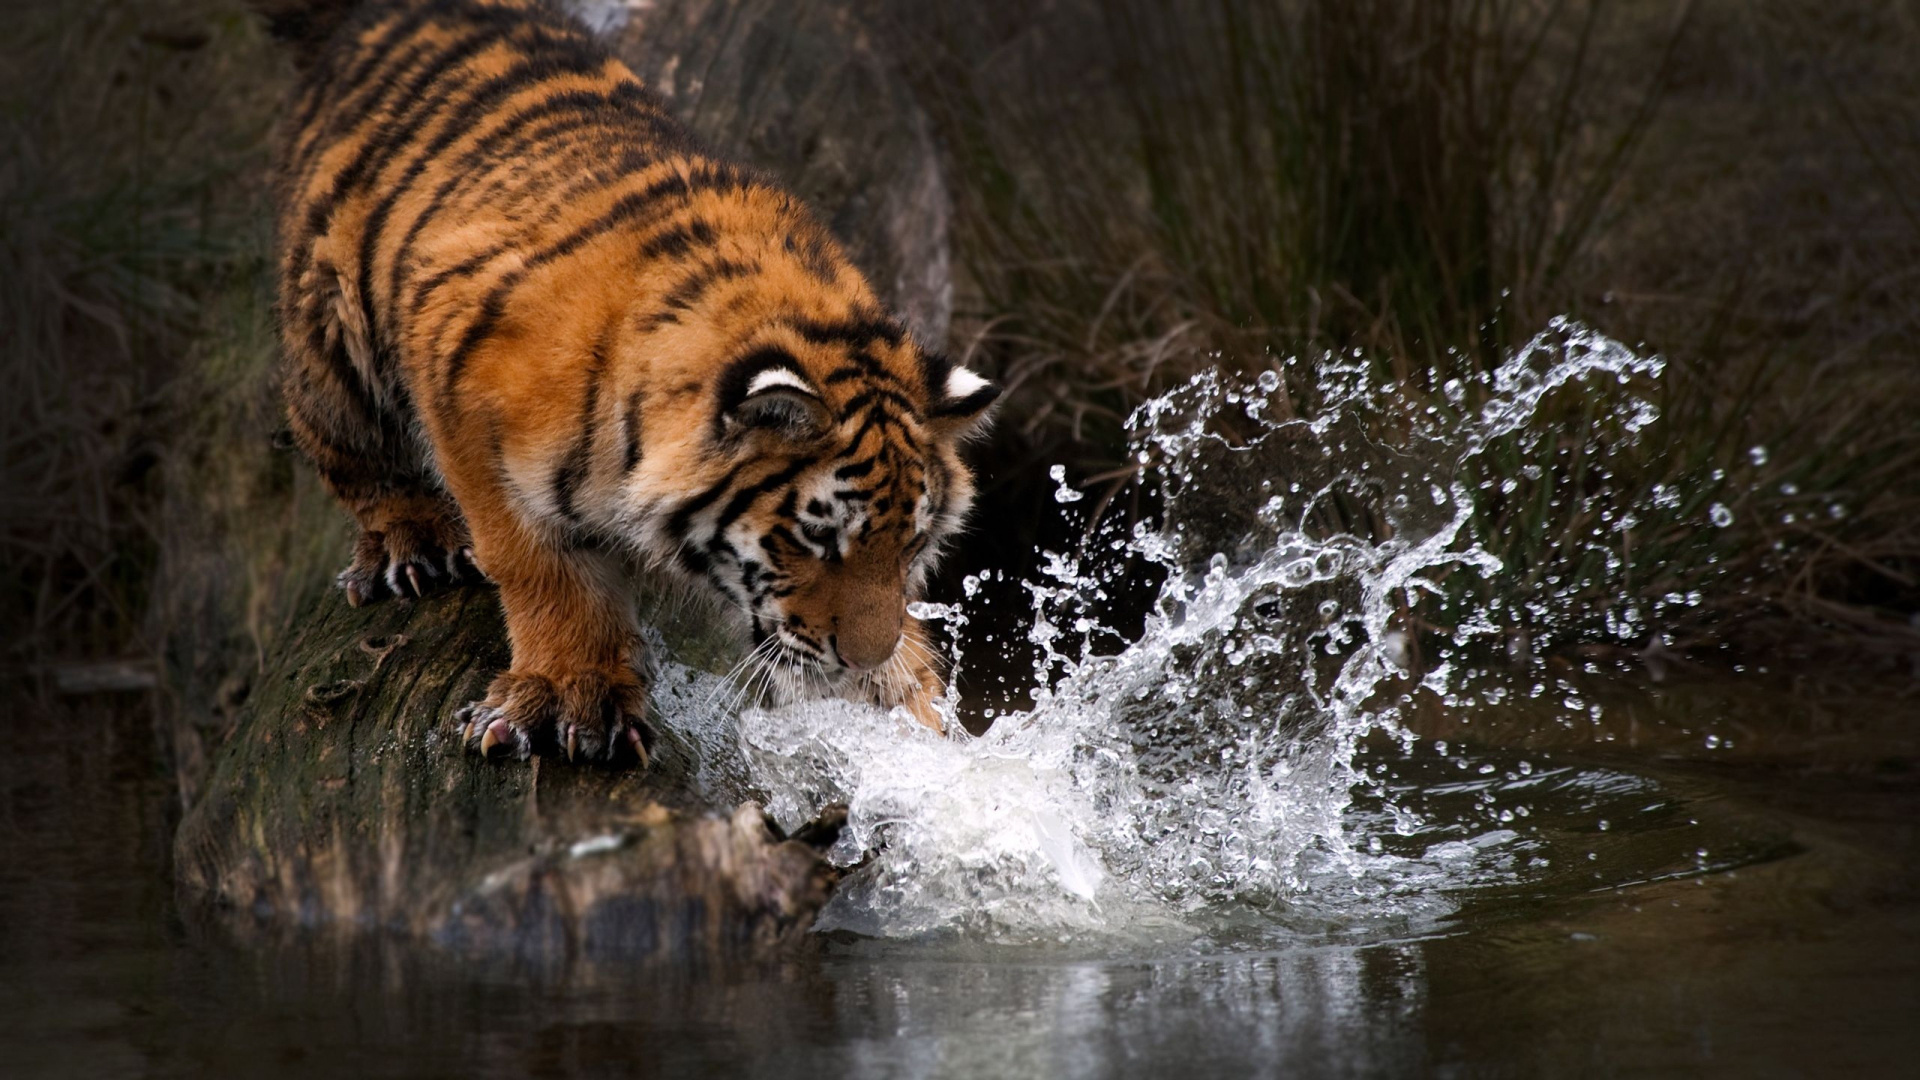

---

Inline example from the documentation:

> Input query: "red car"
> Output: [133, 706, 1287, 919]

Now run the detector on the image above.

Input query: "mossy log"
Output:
[173, 585, 841, 965]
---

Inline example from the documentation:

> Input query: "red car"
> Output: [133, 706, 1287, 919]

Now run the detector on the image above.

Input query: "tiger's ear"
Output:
[923, 354, 1000, 438]
[719, 356, 832, 441]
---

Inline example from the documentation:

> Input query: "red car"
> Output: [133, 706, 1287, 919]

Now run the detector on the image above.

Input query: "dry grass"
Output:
[0, 0, 287, 674]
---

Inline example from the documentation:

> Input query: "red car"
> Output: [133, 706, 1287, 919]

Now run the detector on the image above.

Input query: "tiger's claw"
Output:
[457, 669, 651, 768]
[337, 512, 475, 606]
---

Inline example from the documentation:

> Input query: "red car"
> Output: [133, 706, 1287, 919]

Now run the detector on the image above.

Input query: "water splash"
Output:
[660, 322, 1669, 939]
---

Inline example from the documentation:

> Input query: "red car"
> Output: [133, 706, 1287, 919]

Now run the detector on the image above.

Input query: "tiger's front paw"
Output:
[454, 667, 653, 767]
[338, 517, 480, 606]
[903, 685, 948, 736]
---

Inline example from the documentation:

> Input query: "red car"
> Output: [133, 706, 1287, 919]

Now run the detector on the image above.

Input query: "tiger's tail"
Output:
[248, 0, 365, 64]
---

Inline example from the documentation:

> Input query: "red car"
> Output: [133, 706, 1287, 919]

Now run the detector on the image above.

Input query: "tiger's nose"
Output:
[832, 611, 903, 672]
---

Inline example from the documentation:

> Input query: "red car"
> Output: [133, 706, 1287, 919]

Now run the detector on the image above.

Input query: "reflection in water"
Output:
[807, 942, 1426, 1079]
[5, 682, 1919, 1077]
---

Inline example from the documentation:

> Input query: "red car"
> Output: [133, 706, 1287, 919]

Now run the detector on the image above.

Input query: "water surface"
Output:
[4, 682, 1915, 1078]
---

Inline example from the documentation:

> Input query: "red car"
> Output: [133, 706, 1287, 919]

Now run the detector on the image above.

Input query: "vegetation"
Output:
[1, 1, 277, 670]
[0, 0, 343, 723]
[882, 0, 1920, 663]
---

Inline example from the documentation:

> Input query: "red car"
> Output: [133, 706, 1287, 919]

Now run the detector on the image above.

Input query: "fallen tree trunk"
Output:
[173, 586, 839, 966]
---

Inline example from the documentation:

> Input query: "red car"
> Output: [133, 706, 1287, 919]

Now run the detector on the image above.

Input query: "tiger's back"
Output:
[268, 0, 998, 764]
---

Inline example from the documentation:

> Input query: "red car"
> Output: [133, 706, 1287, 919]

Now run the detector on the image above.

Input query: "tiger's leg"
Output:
[439, 470, 651, 766]
[281, 278, 476, 605]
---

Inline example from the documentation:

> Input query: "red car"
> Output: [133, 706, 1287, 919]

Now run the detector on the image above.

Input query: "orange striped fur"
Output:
[264, 0, 998, 763]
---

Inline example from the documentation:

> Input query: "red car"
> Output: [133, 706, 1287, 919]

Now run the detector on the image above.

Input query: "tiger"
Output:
[252, 0, 999, 765]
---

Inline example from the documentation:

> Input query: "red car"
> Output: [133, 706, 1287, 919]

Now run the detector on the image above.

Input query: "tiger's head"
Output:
[653, 312, 998, 693]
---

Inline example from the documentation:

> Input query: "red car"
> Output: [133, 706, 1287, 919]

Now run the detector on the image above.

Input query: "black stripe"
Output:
[664, 454, 788, 557]
[437, 279, 513, 396]
[408, 147, 657, 307]
[783, 229, 839, 283]
[639, 216, 718, 260]
[783, 316, 904, 350]
[663, 470, 744, 554]
[298, 12, 514, 180]
[550, 325, 612, 522]
[707, 458, 815, 546]
[634, 256, 753, 332]
[838, 409, 893, 455]
[919, 351, 954, 402]
[840, 387, 920, 418]
[550, 451, 587, 523]
[925, 457, 951, 518]
[763, 525, 804, 556]
[409, 244, 508, 314]
[305, 9, 598, 228]
[302, 316, 380, 427]
[822, 365, 875, 385]
[622, 388, 646, 473]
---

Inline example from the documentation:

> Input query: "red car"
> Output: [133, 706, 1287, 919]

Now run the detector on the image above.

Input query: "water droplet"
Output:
[1049, 463, 1084, 503]
[1748, 445, 1769, 466]
[1708, 503, 1734, 527]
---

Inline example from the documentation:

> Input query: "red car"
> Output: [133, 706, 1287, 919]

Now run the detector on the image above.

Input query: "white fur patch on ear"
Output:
[944, 365, 990, 400]
[746, 367, 818, 398]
